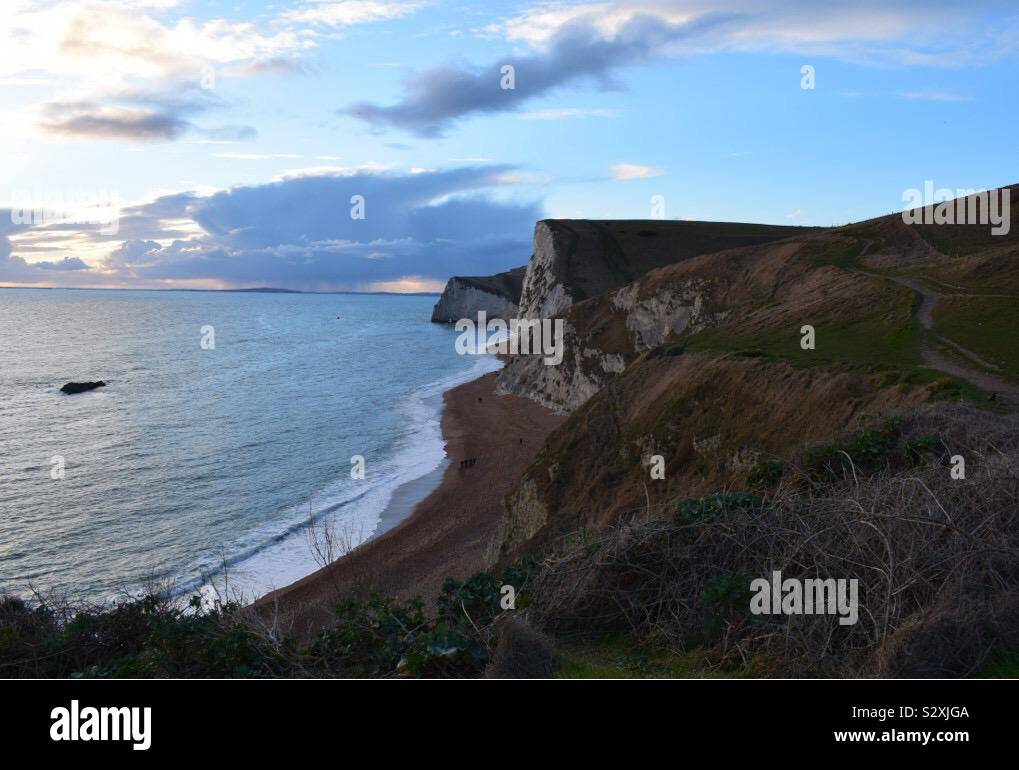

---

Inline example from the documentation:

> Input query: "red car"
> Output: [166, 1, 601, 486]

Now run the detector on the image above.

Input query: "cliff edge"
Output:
[430, 266, 526, 323]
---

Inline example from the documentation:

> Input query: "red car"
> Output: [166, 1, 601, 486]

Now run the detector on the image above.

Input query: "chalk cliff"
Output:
[517, 219, 811, 319]
[430, 267, 526, 323]
[499, 218, 814, 411]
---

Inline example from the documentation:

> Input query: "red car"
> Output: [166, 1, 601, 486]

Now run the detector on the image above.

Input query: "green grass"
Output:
[555, 634, 773, 678]
[683, 318, 922, 372]
[680, 318, 995, 407]
[886, 366, 994, 406]
[556, 635, 708, 678]
[812, 240, 863, 268]
[933, 296, 1019, 382]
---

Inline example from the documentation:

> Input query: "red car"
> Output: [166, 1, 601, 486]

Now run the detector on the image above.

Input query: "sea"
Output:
[0, 288, 499, 603]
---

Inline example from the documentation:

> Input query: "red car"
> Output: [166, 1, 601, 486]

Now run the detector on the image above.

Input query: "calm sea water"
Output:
[0, 289, 497, 602]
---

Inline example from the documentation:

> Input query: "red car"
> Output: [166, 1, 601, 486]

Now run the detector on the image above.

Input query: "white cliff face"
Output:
[498, 274, 725, 413]
[431, 278, 519, 323]
[610, 279, 723, 352]
[517, 222, 574, 319]
[495, 320, 620, 414]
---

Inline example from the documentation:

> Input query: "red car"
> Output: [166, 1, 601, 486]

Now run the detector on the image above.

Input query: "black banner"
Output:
[3, 679, 1009, 756]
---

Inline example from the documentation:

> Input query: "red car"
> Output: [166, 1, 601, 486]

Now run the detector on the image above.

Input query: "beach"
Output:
[256, 371, 564, 637]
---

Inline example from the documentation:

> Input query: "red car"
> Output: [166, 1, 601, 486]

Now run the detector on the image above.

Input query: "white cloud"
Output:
[213, 153, 306, 160]
[842, 89, 973, 102]
[0, 0, 431, 145]
[0, 1, 311, 81]
[280, 1, 426, 29]
[898, 90, 973, 102]
[611, 163, 663, 180]
[519, 107, 620, 120]
[486, 1, 1016, 67]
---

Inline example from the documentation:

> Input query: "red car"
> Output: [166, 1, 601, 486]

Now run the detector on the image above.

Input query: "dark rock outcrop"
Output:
[60, 381, 106, 394]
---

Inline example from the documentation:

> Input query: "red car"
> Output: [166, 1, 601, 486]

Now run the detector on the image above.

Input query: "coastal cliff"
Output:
[498, 218, 815, 411]
[430, 267, 526, 323]
[517, 218, 811, 319]
[489, 195, 1019, 562]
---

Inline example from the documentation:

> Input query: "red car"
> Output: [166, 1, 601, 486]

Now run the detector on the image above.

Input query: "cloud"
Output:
[33, 256, 91, 270]
[0, 210, 96, 283]
[1, 1, 312, 81]
[40, 106, 191, 140]
[3, 0, 430, 145]
[492, 0, 1014, 64]
[345, 11, 738, 136]
[898, 90, 973, 102]
[3, 165, 542, 290]
[841, 89, 974, 102]
[280, 1, 427, 29]
[346, 0, 1017, 136]
[611, 163, 663, 180]
[37, 85, 258, 142]
[213, 153, 305, 160]
[518, 107, 620, 120]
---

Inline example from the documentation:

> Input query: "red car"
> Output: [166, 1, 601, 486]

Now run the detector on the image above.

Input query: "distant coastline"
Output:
[0, 285, 440, 296]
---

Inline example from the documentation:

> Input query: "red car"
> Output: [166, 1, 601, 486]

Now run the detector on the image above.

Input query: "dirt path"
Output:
[850, 241, 1019, 405]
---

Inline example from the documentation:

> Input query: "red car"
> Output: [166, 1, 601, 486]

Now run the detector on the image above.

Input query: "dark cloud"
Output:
[0, 211, 94, 282]
[344, 11, 738, 136]
[94, 166, 542, 290]
[40, 108, 192, 140]
[38, 86, 257, 142]
[33, 256, 90, 270]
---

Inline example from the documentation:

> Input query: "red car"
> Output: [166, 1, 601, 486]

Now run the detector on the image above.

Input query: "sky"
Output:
[1, 0, 1018, 292]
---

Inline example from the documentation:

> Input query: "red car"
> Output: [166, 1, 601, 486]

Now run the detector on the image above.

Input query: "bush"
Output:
[0, 593, 288, 678]
[747, 459, 783, 488]
[801, 417, 901, 480]
[527, 405, 1019, 676]
[675, 492, 766, 524]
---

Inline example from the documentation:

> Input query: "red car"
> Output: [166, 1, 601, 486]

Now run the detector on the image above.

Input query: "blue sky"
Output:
[2, 0, 1018, 290]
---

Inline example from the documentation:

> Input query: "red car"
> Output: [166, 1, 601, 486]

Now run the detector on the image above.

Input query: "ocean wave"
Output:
[177, 354, 503, 602]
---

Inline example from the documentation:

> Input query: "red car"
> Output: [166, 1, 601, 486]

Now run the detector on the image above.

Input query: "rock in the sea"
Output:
[60, 381, 106, 395]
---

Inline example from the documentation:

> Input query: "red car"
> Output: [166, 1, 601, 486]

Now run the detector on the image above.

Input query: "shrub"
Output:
[528, 405, 1019, 676]
[747, 459, 783, 488]
[675, 492, 766, 524]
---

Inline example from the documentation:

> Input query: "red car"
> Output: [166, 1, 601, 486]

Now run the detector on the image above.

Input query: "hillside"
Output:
[491, 187, 1019, 561]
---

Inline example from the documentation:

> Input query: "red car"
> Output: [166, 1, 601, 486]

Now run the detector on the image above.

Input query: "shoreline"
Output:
[255, 371, 564, 637]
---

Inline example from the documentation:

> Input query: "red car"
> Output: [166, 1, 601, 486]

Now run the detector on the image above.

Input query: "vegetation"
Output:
[747, 459, 784, 488]
[933, 296, 1019, 382]
[0, 564, 536, 678]
[527, 405, 1019, 677]
[4, 406, 1016, 679]
[811, 239, 863, 268]
[682, 316, 922, 374]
